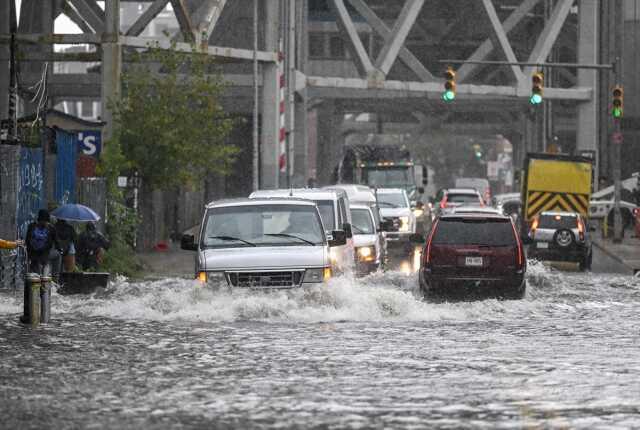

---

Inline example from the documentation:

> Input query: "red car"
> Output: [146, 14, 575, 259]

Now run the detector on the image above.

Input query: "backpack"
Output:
[30, 226, 50, 252]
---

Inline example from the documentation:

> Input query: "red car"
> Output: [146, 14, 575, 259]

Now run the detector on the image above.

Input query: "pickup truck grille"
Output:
[227, 271, 304, 288]
[383, 217, 401, 232]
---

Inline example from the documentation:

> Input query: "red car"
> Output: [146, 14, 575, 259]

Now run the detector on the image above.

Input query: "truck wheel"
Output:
[554, 229, 575, 248]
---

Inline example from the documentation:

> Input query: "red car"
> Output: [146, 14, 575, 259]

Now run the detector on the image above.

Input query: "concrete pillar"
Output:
[0, 0, 10, 121]
[316, 100, 340, 186]
[101, 0, 121, 144]
[577, 0, 599, 171]
[260, 0, 280, 189]
[293, 91, 308, 187]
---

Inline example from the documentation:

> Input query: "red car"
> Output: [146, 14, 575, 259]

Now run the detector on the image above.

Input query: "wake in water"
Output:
[1, 261, 638, 323]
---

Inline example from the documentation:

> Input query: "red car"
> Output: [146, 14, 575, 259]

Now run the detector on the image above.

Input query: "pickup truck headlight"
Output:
[304, 268, 331, 283]
[196, 271, 227, 286]
[413, 208, 424, 217]
[399, 216, 410, 232]
[356, 246, 375, 262]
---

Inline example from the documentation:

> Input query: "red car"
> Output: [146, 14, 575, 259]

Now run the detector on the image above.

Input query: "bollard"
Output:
[40, 276, 51, 324]
[21, 273, 41, 326]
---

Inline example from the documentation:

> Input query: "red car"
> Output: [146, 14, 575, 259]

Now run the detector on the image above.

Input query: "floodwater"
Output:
[1, 262, 640, 429]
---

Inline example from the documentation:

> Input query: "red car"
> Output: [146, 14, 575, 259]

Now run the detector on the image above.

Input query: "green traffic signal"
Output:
[613, 107, 623, 118]
[442, 90, 455, 102]
[530, 94, 543, 105]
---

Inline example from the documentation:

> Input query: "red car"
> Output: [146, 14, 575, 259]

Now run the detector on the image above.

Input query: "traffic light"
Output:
[442, 67, 456, 102]
[473, 144, 483, 159]
[612, 85, 624, 119]
[530, 71, 544, 105]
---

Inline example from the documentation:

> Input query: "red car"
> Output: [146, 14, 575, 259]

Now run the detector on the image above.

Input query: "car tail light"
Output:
[423, 220, 439, 265]
[529, 216, 539, 238]
[440, 196, 448, 209]
[577, 218, 585, 241]
[510, 221, 525, 269]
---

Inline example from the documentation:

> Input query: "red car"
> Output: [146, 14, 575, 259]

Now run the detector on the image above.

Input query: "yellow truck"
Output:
[520, 153, 593, 235]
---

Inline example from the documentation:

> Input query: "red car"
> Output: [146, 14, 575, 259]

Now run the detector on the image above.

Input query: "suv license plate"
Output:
[537, 242, 549, 249]
[465, 257, 483, 267]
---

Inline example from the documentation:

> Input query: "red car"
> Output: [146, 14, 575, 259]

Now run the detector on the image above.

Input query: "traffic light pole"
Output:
[612, 58, 622, 244]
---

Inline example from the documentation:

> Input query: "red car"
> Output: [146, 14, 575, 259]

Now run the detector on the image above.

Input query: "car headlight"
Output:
[357, 246, 375, 262]
[399, 216, 410, 232]
[329, 247, 338, 263]
[304, 267, 332, 283]
[413, 208, 424, 217]
[196, 271, 227, 286]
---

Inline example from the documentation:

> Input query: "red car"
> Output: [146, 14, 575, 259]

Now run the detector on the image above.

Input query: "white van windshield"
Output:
[202, 204, 325, 248]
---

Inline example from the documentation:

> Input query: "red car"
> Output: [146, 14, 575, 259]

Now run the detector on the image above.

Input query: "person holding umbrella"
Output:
[77, 223, 110, 270]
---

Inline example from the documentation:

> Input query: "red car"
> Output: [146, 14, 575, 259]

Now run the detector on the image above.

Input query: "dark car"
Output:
[416, 213, 526, 300]
[528, 211, 592, 271]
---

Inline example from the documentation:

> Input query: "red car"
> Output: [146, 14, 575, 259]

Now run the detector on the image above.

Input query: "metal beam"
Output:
[525, 0, 574, 76]
[348, 0, 433, 82]
[192, 0, 228, 43]
[60, 1, 95, 34]
[374, 0, 424, 76]
[305, 75, 591, 100]
[457, 0, 539, 83]
[102, 0, 121, 143]
[0, 33, 102, 44]
[121, 36, 278, 62]
[481, 0, 525, 86]
[66, 0, 105, 33]
[169, 0, 196, 42]
[329, 0, 375, 78]
[125, 0, 169, 36]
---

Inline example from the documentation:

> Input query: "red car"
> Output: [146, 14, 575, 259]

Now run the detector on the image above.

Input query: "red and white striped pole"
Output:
[278, 41, 287, 175]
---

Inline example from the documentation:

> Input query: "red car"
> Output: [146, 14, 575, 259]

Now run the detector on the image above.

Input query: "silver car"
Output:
[350, 204, 382, 275]
[180, 198, 345, 288]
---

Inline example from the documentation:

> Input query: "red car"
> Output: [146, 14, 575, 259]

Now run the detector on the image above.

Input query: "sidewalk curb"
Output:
[592, 240, 635, 271]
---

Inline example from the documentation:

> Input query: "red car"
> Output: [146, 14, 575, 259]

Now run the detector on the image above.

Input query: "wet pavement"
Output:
[1, 254, 639, 429]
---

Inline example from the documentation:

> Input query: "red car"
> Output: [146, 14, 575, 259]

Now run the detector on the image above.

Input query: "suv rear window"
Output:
[448, 193, 481, 204]
[538, 214, 577, 230]
[432, 218, 516, 246]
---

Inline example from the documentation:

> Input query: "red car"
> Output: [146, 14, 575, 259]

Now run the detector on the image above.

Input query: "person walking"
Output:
[77, 223, 110, 271]
[54, 218, 77, 272]
[25, 209, 58, 276]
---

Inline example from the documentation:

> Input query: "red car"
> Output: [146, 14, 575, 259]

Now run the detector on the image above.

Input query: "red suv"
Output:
[415, 213, 526, 300]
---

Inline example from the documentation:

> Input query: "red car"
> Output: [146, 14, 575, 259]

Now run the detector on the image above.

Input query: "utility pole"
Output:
[252, 0, 259, 191]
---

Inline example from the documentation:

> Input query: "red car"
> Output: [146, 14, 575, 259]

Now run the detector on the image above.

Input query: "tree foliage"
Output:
[112, 45, 238, 189]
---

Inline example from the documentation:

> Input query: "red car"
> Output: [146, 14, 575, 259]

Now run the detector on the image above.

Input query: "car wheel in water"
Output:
[553, 228, 575, 248]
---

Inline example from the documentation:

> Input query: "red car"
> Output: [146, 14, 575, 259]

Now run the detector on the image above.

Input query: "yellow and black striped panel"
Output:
[526, 191, 590, 219]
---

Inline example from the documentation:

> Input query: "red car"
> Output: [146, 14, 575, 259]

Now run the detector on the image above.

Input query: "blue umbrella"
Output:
[51, 203, 101, 222]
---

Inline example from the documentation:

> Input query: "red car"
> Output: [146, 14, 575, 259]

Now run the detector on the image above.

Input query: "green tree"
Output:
[112, 45, 238, 189]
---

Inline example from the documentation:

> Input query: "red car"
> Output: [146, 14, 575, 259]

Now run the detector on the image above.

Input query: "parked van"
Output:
[180, 198, 345, 288]
[249, 188, 355, 273]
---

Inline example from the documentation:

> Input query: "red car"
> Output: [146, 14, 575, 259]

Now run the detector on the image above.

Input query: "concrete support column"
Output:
[260, 0, 280, 189]
[101, 0, 121, 144]
[293, 91, 308, 187]
[577, 0, 599, 172]
[316, 100, 339, 186]
[0, 0, 10, 121]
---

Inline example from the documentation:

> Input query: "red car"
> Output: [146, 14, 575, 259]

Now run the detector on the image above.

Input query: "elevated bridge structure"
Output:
[0, 0, 610, 190]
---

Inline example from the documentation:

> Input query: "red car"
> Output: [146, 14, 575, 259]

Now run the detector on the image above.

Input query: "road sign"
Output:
[612, 131, 623, 145]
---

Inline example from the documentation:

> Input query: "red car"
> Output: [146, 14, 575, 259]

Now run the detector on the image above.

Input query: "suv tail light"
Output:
[439, 196, 448, 209]
[529, 216, 539, 238]
[423, 220, 439, 265]
[510, 221, 525, 269]
[577, 218, 585, 241]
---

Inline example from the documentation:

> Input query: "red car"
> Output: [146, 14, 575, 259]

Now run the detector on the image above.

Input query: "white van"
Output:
[455, 177, 491, 203]
[180, 198, 345, 288]
[249, 188, 355, 273]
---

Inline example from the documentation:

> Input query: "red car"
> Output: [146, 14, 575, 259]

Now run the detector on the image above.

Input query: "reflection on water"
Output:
[1, 262, 640, 429]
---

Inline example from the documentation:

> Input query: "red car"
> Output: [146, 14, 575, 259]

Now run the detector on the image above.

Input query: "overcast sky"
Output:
[15, 0, 86, 33]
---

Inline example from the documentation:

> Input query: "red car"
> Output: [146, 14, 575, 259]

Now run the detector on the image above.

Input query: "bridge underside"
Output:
[0, 0, 605, 192]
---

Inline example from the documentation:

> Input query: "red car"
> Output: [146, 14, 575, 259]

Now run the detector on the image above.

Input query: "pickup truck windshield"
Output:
[202, 204, 325, 248]
[377, 192, 409, 208]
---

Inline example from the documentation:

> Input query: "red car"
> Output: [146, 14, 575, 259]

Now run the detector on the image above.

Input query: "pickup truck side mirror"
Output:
[329, 230, 347, 247]
[180, 234, 198, 251]
[343, 223, 353, 238]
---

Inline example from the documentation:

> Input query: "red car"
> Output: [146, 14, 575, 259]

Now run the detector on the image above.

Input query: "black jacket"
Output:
[25, 222, 57, 260]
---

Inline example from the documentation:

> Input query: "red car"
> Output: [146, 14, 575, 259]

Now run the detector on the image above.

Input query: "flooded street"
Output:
[1, 261, 640, 429]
